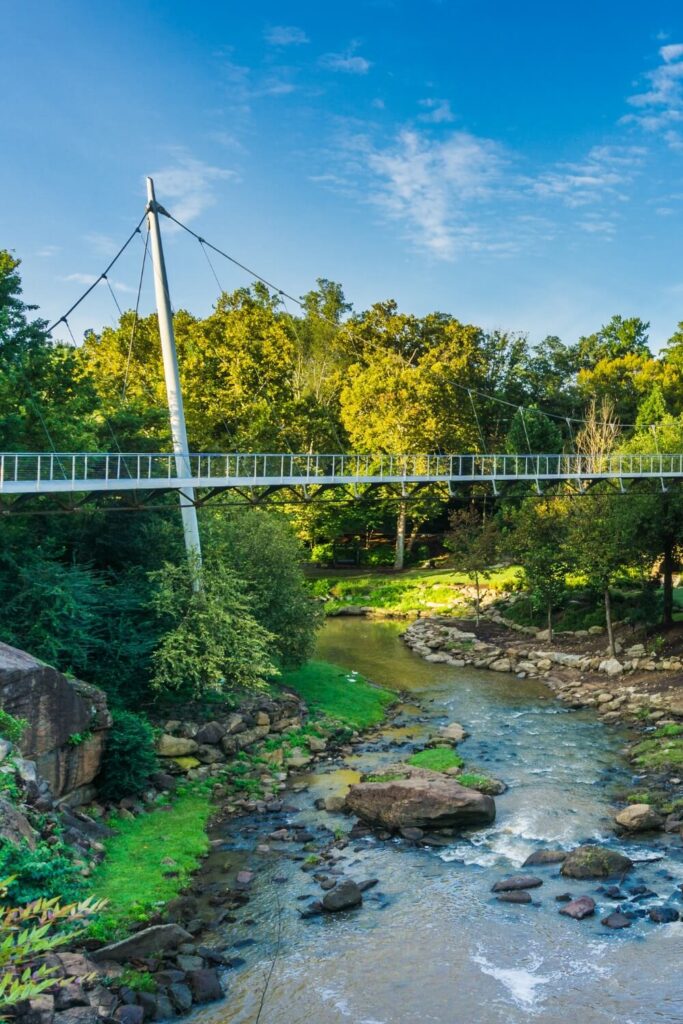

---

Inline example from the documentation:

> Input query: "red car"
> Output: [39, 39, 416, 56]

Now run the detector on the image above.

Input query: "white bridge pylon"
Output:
[0, 451, 680, 497]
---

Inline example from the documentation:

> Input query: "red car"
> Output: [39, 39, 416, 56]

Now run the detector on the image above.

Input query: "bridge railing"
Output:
[2, 451, 683, 489]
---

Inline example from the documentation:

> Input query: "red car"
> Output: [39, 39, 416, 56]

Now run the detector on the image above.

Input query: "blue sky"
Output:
[4, 0, 683, 350]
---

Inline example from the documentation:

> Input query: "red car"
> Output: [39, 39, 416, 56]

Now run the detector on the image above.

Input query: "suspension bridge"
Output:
[7, 178, 681, 561]
[2, 451, 682, 500]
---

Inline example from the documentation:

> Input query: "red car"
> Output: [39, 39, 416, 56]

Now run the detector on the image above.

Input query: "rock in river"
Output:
[559, 896, 596, 920]
[614, 804, 664, 832]
[345, 764, 495, 832]
[648, 906, 679, 923]
[522, 849, 567, 867]
[560, 845, 632, 880]
[491, 875, 543, 892]
[322, 879, 363, 912]
[601, 911, 632, 929]
[497, 891, 532, 904]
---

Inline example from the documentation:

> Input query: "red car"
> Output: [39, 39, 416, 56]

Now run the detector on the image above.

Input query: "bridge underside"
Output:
[0, 473, 676, 516]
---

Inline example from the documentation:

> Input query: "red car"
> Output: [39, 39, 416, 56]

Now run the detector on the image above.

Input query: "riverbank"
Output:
[403, 615, 683, 828]
[49, 662, 397, 1022]
[176, 618, 683, 1023]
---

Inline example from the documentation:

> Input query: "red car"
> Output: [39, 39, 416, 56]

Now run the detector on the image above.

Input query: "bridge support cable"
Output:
[146, 177, 202, 578]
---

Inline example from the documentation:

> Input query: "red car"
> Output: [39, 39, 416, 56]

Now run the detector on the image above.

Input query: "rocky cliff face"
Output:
[0, 641, 111, 801]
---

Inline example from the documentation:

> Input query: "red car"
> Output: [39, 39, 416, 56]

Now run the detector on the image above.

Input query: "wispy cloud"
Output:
[36, 245, 60, 258]
[418, 98, 456, 123]
[623, 42, 683, 144]
[320, 45, 372, 74]
[61, 273, 136, 294]
[150, 153, 235, 224]
[84, 233, 119, 257]
[336, 127, 508, 258]
[530, 145, 645, 207]
[265, 25, 309, 46]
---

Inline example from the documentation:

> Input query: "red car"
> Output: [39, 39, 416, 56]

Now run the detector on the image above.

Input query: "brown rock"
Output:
[0, 796, 37, 848]
[345, 764, 495, 832]
[559, 895, 595, 920]
[90, 924, 192, 963]
[491, 875, 543, 892]
[155, 734, 198, 757]
[614, 804, 664, 832]
[0, 641, 110, 798]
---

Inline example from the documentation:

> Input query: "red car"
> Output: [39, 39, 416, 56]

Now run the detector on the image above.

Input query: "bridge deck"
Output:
[0, 452, 681, 496]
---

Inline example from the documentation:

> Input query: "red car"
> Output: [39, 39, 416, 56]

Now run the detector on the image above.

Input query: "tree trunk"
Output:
[394, 501, 406, 570]
[474, 572, 481, 625]
[662, 538, 674, 630]
[547, 599, 553, 643]
[604, 588, 615, 656]
[406, 520, 421, 554]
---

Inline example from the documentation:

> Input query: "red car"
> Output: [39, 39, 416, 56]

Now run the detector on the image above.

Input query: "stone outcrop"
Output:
[345, 763, 495, 832]
[91, 924, 193, 963]
[560, 845, 633, 879]
[0, 642, 110, 800]
[614, 803, 664, 832]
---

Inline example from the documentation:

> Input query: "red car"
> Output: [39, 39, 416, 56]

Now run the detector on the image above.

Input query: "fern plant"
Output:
[0, 878, 106, 1014]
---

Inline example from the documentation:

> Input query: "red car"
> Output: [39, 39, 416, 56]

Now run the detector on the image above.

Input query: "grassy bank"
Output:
[310, 566, 521, 617]
[280, 659, 395, 730]
[87, 660, 394, 940]
[88, 788, 212, 941]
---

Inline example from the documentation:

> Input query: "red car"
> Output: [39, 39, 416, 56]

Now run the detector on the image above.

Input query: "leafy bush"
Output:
[311, 542, 335, 566]
[0, 840, 84, 904]
[96, 710, 157, 802]
[0, 710, 25, 744]
[151, 557, 278, 696]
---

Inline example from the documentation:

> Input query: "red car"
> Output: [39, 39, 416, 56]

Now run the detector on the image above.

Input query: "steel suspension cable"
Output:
[46, 213, 147, 334]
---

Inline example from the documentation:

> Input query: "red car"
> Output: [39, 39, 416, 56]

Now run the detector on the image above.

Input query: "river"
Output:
[193, 619, 683, 1024]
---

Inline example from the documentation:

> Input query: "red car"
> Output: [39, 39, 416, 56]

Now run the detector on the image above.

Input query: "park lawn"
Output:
[88, 788, 212, 941]
[280, 659, 395, 730]
[313, 565, 523, 616]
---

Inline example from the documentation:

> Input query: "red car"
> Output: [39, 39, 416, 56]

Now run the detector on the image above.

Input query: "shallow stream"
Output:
[193, 619, 683, 1023]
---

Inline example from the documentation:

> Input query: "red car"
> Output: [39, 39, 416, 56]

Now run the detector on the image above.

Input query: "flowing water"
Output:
[193, 619, 683, 1023]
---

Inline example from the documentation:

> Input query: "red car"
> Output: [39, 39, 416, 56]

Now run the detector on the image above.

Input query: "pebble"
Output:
[497, 891, 532, 904]
[491, 875, 543, 892]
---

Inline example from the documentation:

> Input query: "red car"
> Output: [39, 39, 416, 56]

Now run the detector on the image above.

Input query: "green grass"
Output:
[407, 748, 464, 772]
[88, 788, 212, 941]
[312, 566, 523, 616]
[280, 660, 395, 730]
[457, 772, 498, 794]
[631, 736, 683, 769]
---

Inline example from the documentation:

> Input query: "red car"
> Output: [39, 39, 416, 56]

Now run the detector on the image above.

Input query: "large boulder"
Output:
[0, 796, 37, 848]
[614, 804, 664, 832]
[345, 764, 495, 832]
[90, 924, 192, 963]
[0, 642, 110, 800]
[561, 845, 633, 879]
[156, 734, 198, 757]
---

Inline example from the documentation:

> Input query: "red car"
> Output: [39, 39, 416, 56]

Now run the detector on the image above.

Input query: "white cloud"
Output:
[624, 43, 683, 144]
[150, 153, 235, 224]
[61, 273, 136, 294]
[36, 245, 60, 258]
[418, 98, 456, 123]
[338, 127, 507, 259]
[84, 233, 119, 257]
[661, 43, 683, 62]
[265, 25, 309, 46]
[531, 145, 644, 207]
[320, 49, 372, 74]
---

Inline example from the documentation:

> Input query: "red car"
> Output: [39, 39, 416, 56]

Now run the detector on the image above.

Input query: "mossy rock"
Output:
[561, 844, 632, 879]
[171, 756, 201, 772]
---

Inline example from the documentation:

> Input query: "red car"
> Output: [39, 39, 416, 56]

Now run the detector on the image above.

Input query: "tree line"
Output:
[2, 247, 683, 703]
